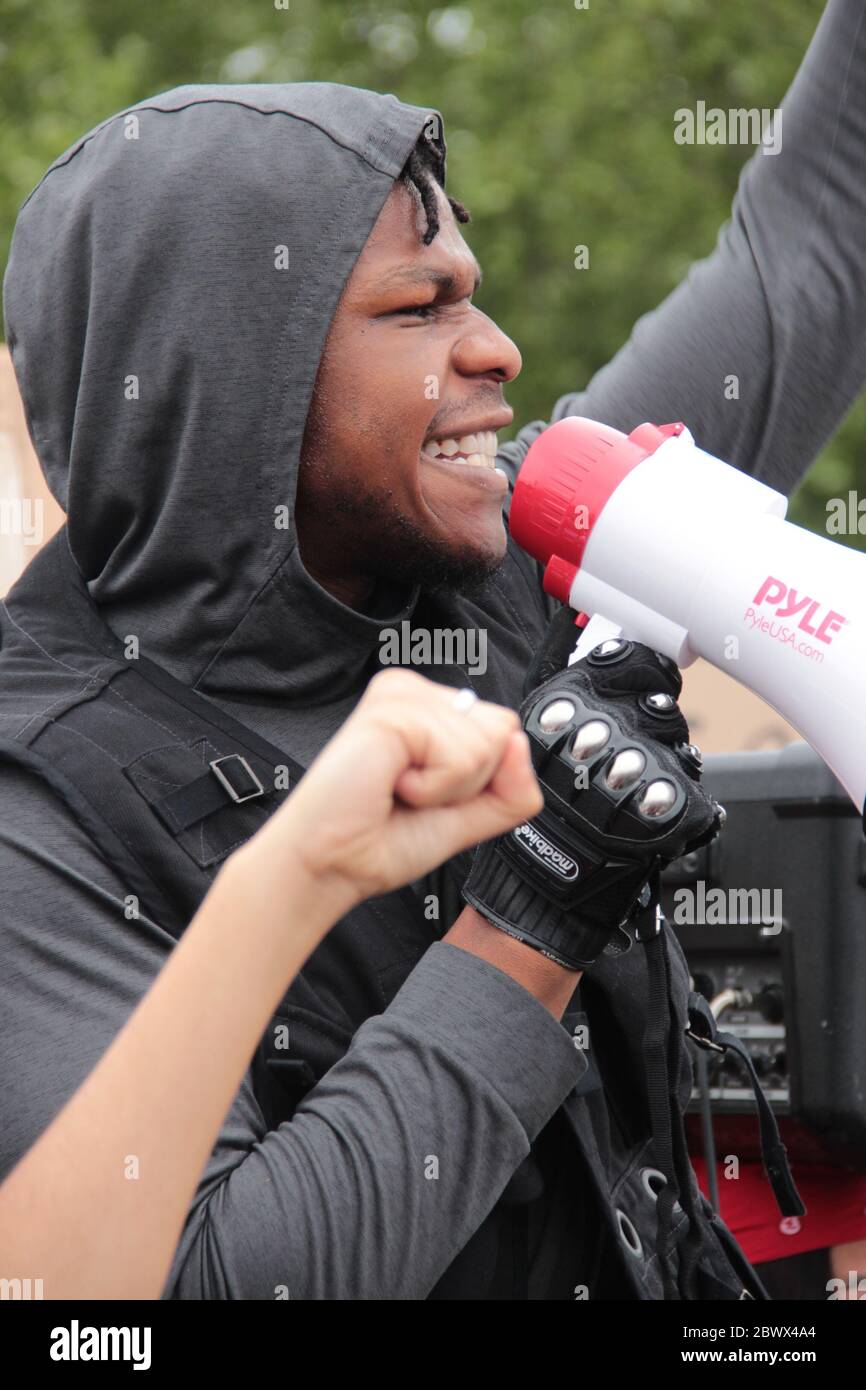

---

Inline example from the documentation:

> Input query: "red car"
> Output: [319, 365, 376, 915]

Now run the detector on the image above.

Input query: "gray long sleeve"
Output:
[168, 941, 584, 1300]
[0, 765, 585, 1300]
[499, 0, 866, 500]
[4, 0, 863, 1303]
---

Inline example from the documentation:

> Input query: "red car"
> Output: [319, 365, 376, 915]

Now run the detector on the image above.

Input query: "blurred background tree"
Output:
[0, 0, 860, 542]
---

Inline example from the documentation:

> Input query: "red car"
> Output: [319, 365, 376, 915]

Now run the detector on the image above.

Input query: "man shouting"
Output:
[2, 0, 865, 1299]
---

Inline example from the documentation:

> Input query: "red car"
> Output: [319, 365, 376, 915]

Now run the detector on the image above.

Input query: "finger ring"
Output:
[452, 687, 478, 713]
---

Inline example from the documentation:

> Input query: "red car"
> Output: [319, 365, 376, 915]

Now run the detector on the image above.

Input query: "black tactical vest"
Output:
[0, 531, 777, 1300]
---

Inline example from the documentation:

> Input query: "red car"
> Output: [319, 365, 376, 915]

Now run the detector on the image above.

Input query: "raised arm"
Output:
[500, 0, 866, 498]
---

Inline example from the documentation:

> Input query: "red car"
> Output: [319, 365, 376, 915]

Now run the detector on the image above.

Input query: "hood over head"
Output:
[3, 83, 445, 715]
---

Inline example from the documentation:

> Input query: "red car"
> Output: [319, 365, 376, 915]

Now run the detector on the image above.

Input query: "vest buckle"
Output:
[209, 753, 265, 804]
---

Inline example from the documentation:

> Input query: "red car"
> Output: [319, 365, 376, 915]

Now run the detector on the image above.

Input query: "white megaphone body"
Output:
[509, 417, 866, 819]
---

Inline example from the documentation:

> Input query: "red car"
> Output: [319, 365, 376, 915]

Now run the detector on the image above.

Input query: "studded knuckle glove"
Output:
[462, 631, 724, 971]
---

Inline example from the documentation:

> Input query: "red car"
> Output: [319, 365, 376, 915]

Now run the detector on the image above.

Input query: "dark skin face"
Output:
[296, 178, 522, 609]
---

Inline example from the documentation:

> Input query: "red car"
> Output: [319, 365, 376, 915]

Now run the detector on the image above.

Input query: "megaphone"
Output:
[509, 417, 866, 820]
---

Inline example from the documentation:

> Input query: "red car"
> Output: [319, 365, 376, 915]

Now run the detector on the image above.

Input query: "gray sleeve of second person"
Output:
[499, 0, 866, 498]
[0, 765, 586, 1300]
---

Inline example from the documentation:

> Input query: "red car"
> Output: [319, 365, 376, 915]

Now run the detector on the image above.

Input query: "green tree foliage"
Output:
[0, 0, 861, 541]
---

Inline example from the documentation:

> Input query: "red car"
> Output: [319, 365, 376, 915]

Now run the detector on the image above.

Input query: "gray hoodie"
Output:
[2, 0, 866, 1298]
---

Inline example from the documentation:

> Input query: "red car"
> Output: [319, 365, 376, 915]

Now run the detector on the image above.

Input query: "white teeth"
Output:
[426, 430, 499, 464]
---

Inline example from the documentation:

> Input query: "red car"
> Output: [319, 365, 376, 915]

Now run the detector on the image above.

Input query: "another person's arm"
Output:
[0, 671, 582, 1300]
[500, 0, 866, 499]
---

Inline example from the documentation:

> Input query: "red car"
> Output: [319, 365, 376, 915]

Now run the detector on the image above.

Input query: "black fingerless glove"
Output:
[462, 617, 724, 971]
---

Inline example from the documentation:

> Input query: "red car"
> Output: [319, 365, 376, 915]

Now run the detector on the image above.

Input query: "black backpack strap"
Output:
[2, 644, 309, 938]
[0, 736, 192, 940]
[637, 901, 683, 1299]
[118, 657, 307, 843]
[134, 653, 308, 782]
[153, 752, 267, 834]
[2, 532, 310, 908]
[686, 992, 805, 1218]
[634, 873, 712, 1300]
[124, 655, 310, 852]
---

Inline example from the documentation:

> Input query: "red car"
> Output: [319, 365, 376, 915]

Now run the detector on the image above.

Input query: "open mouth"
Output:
[420, 430, 499, 470]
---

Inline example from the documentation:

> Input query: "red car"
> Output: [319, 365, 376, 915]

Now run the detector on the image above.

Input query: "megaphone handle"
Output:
[569, 612, 625, 665]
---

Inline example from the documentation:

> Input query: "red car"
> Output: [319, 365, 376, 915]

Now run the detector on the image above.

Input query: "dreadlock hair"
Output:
[400, 133, 470, 246]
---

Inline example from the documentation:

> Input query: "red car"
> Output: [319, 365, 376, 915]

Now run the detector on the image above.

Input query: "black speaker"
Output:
[661, 741, 866, 1162]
